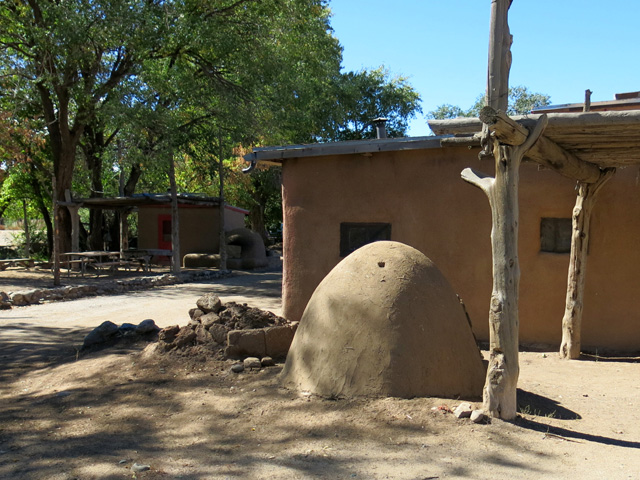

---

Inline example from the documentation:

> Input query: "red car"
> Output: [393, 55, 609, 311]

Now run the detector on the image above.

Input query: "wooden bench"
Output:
[0, 258, 35, 271]
[60, 259, 87, 277]
[93, 260, 143, 276]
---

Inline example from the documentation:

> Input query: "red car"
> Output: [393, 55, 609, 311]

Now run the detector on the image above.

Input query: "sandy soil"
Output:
[1, 268, 639, 479]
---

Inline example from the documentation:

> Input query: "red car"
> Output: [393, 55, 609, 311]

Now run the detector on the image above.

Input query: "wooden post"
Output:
[486, 0, 512, 112]
[559, 169, 615, 359]
[463, 115, 548, 420]
[218, 132, 228, 271]
[119, 209, 129, 258]
[118, 169, 128, 258]
[464, 0, 526, 420]
[22, 200, 30, 257]
[168, 152, 181, 274]
[64, 190, 80, 254]
[584, 89, 592, 112]
[52, 176, 60, 286]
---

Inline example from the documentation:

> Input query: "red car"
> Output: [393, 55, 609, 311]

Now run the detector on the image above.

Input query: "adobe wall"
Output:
[281, 146, 640, 352]
[138, 206, 221, 255]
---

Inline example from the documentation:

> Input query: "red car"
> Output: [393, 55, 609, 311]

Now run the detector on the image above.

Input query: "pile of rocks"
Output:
[155, 293, 297, 362]
[81, 319, 161, 350]
[0, 269, 230, 309]
[431, 402, 488, 424]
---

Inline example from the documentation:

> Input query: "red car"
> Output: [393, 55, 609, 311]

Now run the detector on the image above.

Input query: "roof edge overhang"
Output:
[243, 136, 446, 164]
[428, 109, 640, 136]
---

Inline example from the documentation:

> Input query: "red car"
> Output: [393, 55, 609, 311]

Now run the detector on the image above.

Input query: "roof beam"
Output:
[479, 107, 602, 183]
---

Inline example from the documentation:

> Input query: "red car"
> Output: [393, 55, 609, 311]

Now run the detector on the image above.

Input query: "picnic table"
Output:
[0, 258, 35, 271]
[123, 249, 173, 270]
[61, 251, 126, 276]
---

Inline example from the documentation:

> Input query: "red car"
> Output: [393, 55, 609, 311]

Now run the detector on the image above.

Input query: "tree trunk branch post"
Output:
[168, 152, 181, 274]
[463, 115, 548, 420]
[52, 175, 60, 286]
[218, 133, 227, 271]
[559, 168, 615, 359]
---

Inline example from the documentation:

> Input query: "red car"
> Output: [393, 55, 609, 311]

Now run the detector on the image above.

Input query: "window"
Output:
[540, 218, 572, 253]
[340, 222, 392, 257]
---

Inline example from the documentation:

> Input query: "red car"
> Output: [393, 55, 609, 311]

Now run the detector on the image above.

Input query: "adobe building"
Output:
[137, 200, 247, 255]
[245, 107, 640, 353]
[61, 193, 248, 263]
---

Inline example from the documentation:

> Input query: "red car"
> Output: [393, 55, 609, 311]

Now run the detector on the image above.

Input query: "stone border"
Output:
[0, 269, 232, 309]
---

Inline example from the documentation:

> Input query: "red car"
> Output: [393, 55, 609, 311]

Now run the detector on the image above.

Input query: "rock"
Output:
[10, 291, 29, 306]
[209, 323, 230, 344]
[131, 463, 150, 472]
[135, 319, 159, 335]
[0, 291, 11, 309]
[158, 325, 180, 343]
[470, 409, 486, 424]
[231, 363, 245, 373]
[118, 323, 137, 336]
[196, 293, 223, 314]
[453, 402, 474, 419]
[264, 325, 295, 358]
[261, 356, 275, 367]
[244, 357, 262, 369]
[195, 324, 213, 344]
[201, 312, 221, 329]
[189, 308, 204, 321]
[82, 321, 120, 348]
[226, 329, 266, 358]
[173, 328, 197, 349]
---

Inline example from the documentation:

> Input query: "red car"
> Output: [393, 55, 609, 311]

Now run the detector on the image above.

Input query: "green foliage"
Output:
[318, 67, 422, 141]
[1, 0, 424, 247]
[428, 86, 551, 120]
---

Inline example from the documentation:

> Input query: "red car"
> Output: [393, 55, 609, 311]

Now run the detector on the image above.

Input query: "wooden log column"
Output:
[559, 168, 615, 359]
[462, 115, 548, 420]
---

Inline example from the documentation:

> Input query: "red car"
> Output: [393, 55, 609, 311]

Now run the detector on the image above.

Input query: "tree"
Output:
[0, 0, 174, 252]
[1, 0, 345, 255]
[318, 67, 422, 141]
[428, 86, 550, 120]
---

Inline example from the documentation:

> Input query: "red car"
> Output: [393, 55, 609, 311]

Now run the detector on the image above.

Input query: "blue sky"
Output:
[328, 0, 640, 136]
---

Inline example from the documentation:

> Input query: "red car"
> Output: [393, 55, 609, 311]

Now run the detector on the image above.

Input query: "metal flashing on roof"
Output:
[243, 136, 447, 164]
[58, 193, 225, 209]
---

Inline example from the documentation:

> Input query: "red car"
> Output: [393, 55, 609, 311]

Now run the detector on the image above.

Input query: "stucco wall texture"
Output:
[281, 146, 640, 352]
[138, 205, 246, 257]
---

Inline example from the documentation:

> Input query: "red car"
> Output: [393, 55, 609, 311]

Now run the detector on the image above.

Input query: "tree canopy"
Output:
[0, 0, 423, 256]
[428, 86, 550, 120]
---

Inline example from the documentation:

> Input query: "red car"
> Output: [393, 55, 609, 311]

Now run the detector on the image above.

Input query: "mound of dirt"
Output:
[149, 295, 291, 361]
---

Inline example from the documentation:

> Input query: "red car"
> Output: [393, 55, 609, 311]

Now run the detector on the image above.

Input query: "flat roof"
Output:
[243, 136, 444, 164]
[58, 193, 248, 214]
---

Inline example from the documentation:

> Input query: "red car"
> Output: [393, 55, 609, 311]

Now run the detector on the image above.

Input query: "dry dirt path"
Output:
[1, 269, 640, 479]
[0, 270, 282, 366]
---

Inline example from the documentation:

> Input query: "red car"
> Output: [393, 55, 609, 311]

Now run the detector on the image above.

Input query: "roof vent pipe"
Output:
[373, 117, 388, 139]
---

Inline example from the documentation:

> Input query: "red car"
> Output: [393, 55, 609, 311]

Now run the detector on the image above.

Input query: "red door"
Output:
[158, 214, 172, 249]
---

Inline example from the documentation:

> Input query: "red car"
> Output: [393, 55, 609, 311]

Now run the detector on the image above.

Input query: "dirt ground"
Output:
[1, 267, 639, 479]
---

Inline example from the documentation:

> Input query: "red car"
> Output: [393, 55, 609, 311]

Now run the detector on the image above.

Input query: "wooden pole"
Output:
[118, 168, 127, 258]
[584, 89, 592, 112]
[168, 152, 181, 274]
[52, 176, 60, 286]
[22, 200, 30, 257]
[486, 0, 512, 112]
[218, 132, 228, 271]
[462, 0, 534, 420]
[478, 106, 601, 183]
[463, 115, 548, 419]
[559, 168, 615, 359]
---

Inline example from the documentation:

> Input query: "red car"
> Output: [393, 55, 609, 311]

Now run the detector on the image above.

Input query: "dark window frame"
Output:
[540, 217, 572, 254]
[340, 222, 392, 257]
